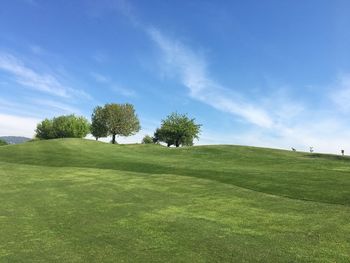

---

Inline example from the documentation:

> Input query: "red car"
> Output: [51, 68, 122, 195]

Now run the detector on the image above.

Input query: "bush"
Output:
[35, 115, 90, 140]
[0, 139, 8, 146]
[153, 113, 201, 147]
[141, 135, 154, 144]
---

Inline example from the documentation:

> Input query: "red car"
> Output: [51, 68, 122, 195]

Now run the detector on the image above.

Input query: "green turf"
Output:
[1, 139, 350, 262]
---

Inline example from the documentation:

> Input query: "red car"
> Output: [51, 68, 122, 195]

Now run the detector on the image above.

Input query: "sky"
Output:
[1, 0, 350, 153]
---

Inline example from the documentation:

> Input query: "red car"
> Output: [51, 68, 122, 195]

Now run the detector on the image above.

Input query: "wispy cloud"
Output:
[92, 51, 108, 64]
[91, 72, 110, 83]
[30, 45, 45, 55]
[31, 99, 81, 115]
[148, 28, 273, 128]
[86, 0, 140, 27]
[0, 96, 83, 120]
[111, 85, 136, 97]
[0, 52, 91, 100]
[146, 27, 350, 153]
[0, 52, 69, 97]
[91, 72, 136, 97]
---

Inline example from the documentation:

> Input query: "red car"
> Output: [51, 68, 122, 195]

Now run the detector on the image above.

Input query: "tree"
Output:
[35, 118, 55, 139]
[141, 135, 153, 144]
[153, 127, 174, 147]
[104, 103, 141, 144]
[0, 139, 8, 146]
[91, 106, 108, 140]
[35, 115, 90, 139]
[154, 112, 201, 147]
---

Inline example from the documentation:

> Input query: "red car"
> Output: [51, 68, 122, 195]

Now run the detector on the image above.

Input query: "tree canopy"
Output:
[153, 112, 201, 147]
[0, 139, 8, 146]
[35, 115, 90, 140]
[103, 103, 141, 144]
[91, 106, 108, 140]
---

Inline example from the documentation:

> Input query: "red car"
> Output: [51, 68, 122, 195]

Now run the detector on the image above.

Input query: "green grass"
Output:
[1, 139, 350, 262]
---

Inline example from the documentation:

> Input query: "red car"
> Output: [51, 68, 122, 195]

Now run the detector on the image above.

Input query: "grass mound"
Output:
[1, 139, 350, 262]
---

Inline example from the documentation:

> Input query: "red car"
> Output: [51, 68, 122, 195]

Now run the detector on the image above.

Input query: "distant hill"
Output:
[0, 136, 31, 144]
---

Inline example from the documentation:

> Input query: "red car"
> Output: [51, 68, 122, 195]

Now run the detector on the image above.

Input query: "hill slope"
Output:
[1, 139, 350, 262]
[1, 138, 350, 205]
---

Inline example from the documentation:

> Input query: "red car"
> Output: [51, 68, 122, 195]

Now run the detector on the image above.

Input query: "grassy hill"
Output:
[1, 139, 350, 262]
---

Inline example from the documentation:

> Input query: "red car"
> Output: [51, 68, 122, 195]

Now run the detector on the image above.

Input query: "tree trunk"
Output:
[112, 134, 116, 144]
[95, 137, 98, 141]
[167, 142, 171, 147]
[175, 140, 180, 147]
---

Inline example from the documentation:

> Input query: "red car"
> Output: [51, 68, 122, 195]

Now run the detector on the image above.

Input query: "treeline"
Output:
[35, 103, 201, 147]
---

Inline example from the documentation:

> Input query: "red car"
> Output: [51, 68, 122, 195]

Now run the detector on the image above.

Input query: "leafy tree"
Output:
[104, 103, 141, 144]
[141, 135, 153, 144]
[52, 115, 90, 138]
[154, 113, 201, 147]
[35, 115, 90, 139]
[0, 139, 8, 146]
[153, 127, 174, 147]
[91, 106, 108, 140]
[35, 118, 55, 139]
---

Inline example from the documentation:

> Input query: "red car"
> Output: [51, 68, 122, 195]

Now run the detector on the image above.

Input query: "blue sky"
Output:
[1, 0, 350, 153]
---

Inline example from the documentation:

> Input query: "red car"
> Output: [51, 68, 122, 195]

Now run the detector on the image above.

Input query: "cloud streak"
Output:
[91, 71, 136, 97]
[146, 27, 350, 154]
[148, 28, 273, 128]
[31, 99, 81, 115]
[0, 52, 91, 100]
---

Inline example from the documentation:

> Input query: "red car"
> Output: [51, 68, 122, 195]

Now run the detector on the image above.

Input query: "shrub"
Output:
[141, 135, 154, 144]
[35, 115, 90, 139]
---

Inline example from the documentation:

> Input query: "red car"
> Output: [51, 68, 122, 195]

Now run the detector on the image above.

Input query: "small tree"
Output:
[35, 115, 90, 139]
[154, 112, 201, 147]
[104, 103, 141, 144]
[141, 135, 153, 144]
[91, 106, 108, 140]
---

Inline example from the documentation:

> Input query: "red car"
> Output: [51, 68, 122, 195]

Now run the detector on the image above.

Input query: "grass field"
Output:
[1, 139, 350, 262]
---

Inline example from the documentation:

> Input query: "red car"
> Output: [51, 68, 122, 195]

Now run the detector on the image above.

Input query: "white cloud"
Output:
[148, 28, 273, 128]
[147, 27, 350, 154]
[31, 99, 81, 115]
[0, 52, 91, 100]
[0, 113, 39, 137]
[0, 53, 70, 97]
[0, 97, 84, 120]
